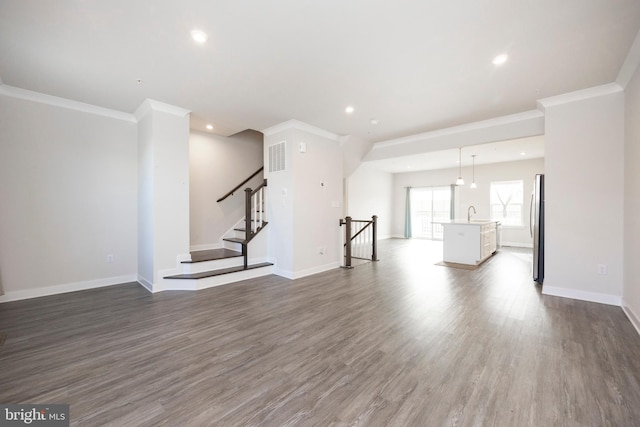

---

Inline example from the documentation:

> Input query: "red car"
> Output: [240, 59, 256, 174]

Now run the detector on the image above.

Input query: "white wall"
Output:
[346, 163, 393, 239]
[623, 62, 640, 330]
[189, 130, 263, 250]
[0, 92, 138, 301]
[292, 129, 343, 274]
[342, 135, 373, 178]
[391, 158, 544, 246]
[541, 86, 625, 305]
[263, 121, 343, 279]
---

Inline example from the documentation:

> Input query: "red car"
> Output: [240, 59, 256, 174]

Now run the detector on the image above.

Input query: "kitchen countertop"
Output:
[435, 219, 499, 225]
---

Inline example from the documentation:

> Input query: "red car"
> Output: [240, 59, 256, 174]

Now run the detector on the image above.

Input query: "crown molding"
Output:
[537, 83, 623, 111]
[134, 99, 190, 121]
[617, 28, 640, 89]
[0, 84, 136, 122]
[262, 119, 340, 141]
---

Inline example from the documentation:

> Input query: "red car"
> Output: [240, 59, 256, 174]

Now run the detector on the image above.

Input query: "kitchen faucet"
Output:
[467, 205, 477, 222]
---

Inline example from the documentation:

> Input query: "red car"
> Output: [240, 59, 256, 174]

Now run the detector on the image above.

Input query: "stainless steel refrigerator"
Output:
[531, 174, 545, 283]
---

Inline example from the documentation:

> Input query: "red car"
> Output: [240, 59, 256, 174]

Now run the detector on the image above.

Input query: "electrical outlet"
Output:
[318, 246, 325, 255]
[597, 264, 608, 275]
[107, 254, 114, 263]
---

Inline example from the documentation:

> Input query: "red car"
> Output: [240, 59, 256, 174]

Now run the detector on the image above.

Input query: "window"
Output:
[410, 186, 452, 240]
[490, 180, 524, 226]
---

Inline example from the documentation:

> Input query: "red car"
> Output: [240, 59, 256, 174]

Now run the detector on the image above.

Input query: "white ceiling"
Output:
[1, 1, 639, 145]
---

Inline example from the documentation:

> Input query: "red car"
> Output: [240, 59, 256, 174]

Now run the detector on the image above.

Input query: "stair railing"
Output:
[243, 179, 268, 268]
[217, 167, 264, 203]
[339, 215, 378, 268]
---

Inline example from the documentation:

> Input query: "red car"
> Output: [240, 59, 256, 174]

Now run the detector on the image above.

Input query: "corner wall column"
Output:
[136, 99, 191, 291]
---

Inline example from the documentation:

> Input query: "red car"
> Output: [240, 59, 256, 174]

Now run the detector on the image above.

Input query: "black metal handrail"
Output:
[339, 215, 378, 268]
[217, 167, 264, 203]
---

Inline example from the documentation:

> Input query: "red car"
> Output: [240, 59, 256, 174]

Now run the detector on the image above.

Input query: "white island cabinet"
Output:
[437, 220, 498, 266]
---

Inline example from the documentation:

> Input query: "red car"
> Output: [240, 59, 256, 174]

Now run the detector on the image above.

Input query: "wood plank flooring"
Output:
[2, 239, 640, 426]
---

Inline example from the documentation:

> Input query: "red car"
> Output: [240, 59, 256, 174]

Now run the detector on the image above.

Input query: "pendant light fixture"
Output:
[470, 154, 477, 189]
[455, 147, 464, 186]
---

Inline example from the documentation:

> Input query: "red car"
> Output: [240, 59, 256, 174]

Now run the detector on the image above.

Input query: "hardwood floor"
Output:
[2, 239, 640, 426]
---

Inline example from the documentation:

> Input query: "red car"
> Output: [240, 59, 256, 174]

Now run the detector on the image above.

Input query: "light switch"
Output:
[299, 142, 307, 153]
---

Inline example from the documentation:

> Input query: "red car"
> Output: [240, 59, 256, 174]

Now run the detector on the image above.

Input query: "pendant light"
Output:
[455, 147, 464, 186]
[470, 155, 477, 189]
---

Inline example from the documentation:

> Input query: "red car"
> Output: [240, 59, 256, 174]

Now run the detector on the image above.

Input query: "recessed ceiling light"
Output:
[520, 151, 526, 156]
[191, 30, 208, 43]
[492, 53, 508, 66]
[206, 124, 214, 130]
[345, 106, 355, 114]
[370, 119, 379, 125]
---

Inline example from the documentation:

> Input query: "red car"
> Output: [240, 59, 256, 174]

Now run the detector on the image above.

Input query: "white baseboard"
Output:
[542, 285, 622, 306]
[622, 302, 640, 337]
[0, 274, 138, 303]
[274, 261, 340, 280]
[137, 275, 153, 293]
[500, 241, 533, 248]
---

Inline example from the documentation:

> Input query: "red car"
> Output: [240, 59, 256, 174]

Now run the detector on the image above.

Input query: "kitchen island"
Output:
[436, 220, 498, 266]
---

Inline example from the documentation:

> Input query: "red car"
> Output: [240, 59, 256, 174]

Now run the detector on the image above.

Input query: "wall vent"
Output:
[268, 141, 286, 173]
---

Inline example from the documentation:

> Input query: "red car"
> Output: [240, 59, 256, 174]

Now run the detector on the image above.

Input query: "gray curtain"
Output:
[404, 187, 412, 238]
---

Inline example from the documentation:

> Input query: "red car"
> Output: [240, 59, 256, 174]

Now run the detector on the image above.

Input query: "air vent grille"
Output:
[268, 141, 286, 173]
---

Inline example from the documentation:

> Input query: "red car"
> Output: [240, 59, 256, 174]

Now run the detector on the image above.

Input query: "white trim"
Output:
[541, 285, 622, 306]
[537, 83, 623, 111]
[190, 242, 223, 251]
[137, 275, 154, 293]
[371, 110, 544, 149]
[176, 253, 192, 263]
[0, 84, 136, 122]
[273, 261, 341, 280]
[622, 302, 640, 337]
[273, 268, 295, 280]
[134, 99, 190, 120]
[500, 241, 533, 248]
[617, 28, 640, 89]
[0, 275, 138, 303]
[262, 119, 340, 141]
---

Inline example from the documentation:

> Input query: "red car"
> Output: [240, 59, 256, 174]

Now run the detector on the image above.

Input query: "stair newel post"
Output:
[372, 215, 378, 261]
[258, 186, 263, 227]
[344, 216, 352, 268]
[244, 187, 252, 269]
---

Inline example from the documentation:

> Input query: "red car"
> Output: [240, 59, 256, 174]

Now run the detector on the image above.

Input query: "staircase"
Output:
[163, 179, 272, 290]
